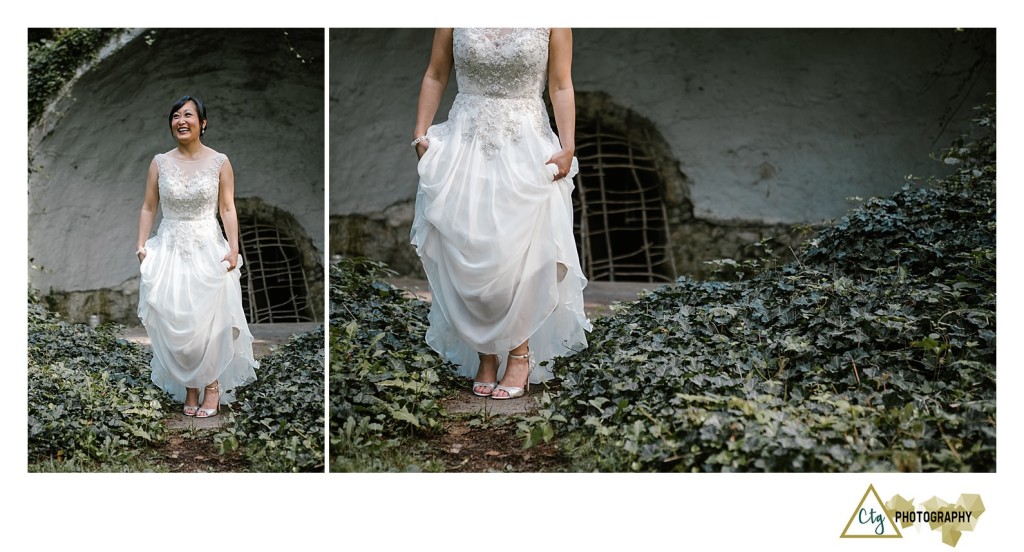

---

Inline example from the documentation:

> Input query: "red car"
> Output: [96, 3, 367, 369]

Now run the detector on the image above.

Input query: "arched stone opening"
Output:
[570, 92, 686, 282]
[234, 198, 322, 323]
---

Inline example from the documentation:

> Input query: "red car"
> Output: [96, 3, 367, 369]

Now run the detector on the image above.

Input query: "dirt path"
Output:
[421, 388, 567, 472]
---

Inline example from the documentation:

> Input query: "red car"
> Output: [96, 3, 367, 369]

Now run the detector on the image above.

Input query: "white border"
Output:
[5, 2, 1018, 550]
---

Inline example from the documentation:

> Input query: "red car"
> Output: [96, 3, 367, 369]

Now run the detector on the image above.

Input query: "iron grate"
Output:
[573, 118, 675, 283]
[237, 213, 316, 323]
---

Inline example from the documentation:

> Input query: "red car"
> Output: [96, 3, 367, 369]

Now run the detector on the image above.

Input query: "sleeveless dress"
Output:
[137, 152, 258, 403]
[411, 28, 592, 383]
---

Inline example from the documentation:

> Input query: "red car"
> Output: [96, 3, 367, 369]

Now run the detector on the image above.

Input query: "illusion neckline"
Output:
[162, 151, 222, 163]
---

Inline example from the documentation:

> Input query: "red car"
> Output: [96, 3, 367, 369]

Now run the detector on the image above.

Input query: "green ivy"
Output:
[328, 258, 458, 472]
[27, 289, 167, 468]
[214, 329, 325, 473]
[534, 104, 996, 472]
[28, 28, 121, 128]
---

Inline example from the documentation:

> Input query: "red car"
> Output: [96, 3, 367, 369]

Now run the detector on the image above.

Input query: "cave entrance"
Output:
[572, 99, 677, 283]
[235, 202, 319, 323]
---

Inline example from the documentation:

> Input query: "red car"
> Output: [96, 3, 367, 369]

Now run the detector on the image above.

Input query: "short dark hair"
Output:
[168, 95, 208, 137]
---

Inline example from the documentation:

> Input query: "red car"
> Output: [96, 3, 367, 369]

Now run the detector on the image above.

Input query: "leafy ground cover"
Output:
[28, 290, 168, 470]
[215, 328, 325, 472]
[535, 106, 996, 472]
[329, 258, 464, 471]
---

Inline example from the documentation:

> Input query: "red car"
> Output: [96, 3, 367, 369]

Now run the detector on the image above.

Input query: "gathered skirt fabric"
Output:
[411, 102, 591, 383]
[138, 218, 258, 403]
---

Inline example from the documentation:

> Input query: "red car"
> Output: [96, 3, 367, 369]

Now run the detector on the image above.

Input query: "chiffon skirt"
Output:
[411, 111, 592, 383]
[138, 218, 258, 403]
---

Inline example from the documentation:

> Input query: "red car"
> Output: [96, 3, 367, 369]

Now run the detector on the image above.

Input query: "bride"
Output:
[136, 95, 258, 418]
[410, 28, 591, 400]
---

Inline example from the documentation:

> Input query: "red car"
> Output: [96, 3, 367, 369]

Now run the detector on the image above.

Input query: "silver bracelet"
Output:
[136, 246, 146, 256]
[410, 135, 429, 147]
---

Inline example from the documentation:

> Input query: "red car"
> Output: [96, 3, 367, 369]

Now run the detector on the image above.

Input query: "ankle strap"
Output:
[508, 351, 531, 359]
[205, 384, 219, 391]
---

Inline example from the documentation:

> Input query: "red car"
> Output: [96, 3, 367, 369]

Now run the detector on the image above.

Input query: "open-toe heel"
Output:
[491, 350, 535, 400]
[195, 383, 220, 418]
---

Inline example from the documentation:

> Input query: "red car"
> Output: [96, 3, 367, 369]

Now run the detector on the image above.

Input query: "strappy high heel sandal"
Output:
[195, 383, 220, 418]
[472, 353, 502, 397]
[491, 350, 535, 400]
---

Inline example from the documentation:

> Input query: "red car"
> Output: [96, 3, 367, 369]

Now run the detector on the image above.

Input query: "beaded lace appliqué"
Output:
[155, 153, 225, 258]
[432, 28, 552, 159]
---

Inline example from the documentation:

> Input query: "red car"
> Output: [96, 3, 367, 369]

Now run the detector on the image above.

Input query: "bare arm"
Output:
[218, 158, 240, 271]
[136, 159, 160, 262]
[413, 28, 454, 159]
[546, 28, 575, 180]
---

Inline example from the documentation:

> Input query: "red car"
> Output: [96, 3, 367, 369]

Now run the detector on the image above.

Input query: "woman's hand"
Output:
[222, 250, 238, 272]
[137, 249, 146, 263]
[546, 148, 574, 181]
[415, 139, 429, 159]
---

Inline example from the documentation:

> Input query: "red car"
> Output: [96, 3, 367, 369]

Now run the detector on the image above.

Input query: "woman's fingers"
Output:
[546, 150, 573, 180]
[545, 158, 569, 180]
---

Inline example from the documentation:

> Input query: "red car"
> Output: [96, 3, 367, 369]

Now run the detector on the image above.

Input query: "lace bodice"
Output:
[156, 152, 225, 221]
[153, 152, 226, 258]
[454, 28, 550, 99]
[433, 28, 553, 158]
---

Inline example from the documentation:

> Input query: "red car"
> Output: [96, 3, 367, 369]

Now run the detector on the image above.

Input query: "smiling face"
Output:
[169, 100, 206, 144]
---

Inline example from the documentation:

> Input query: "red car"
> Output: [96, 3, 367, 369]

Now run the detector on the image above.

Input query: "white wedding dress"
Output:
[411, 28, 592, 383]
[138, 152, 258, 403]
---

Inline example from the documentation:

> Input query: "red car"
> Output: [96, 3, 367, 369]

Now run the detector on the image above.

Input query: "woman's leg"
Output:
[473, 354, 500, 395]
[183, 387, 200, 416]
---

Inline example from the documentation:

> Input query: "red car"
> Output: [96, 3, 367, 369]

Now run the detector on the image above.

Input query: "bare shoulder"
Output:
[549, 28, 572, 42]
